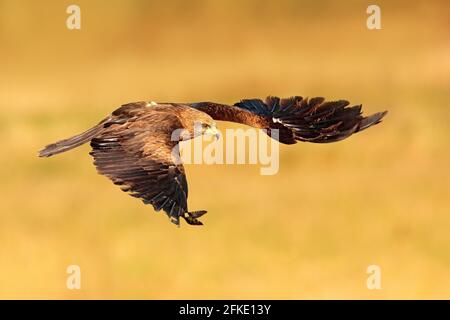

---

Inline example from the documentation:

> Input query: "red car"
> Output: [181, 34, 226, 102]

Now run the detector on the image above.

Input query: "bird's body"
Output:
[39, 96, 387, 226]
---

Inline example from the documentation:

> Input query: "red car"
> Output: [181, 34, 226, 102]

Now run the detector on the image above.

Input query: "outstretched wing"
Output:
[89, 114, 188, 226]
[190, 96, 387, 144]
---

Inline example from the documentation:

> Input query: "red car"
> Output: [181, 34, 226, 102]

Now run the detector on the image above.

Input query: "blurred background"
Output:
[0, 0, 449, 299]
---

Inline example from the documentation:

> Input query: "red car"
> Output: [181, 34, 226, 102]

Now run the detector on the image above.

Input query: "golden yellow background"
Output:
[1, 0, 449, 299]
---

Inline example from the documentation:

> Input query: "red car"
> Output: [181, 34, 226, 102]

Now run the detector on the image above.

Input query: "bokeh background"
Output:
[1, 0, 449, 299]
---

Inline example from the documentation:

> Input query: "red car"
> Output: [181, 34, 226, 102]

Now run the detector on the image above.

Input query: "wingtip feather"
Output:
[359, 110, 388, 131]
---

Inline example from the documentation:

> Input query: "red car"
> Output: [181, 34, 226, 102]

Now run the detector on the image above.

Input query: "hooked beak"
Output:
[204, 125, 220, 140]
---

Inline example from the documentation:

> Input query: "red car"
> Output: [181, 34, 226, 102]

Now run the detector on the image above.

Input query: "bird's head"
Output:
[194, 119, 219, 140]
[179, 108, 219, 140]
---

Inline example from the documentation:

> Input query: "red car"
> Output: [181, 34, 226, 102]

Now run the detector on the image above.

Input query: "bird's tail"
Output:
[38, 118, 109, 157]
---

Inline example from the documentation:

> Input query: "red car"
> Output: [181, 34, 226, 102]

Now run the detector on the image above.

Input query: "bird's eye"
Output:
[201, 123, 210, 129]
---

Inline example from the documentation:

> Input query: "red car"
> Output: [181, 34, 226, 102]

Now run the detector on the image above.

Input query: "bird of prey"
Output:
[39, 96, 387, 226]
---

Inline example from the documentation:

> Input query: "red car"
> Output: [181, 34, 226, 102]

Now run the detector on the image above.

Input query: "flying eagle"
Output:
[39, 96, 387, 226]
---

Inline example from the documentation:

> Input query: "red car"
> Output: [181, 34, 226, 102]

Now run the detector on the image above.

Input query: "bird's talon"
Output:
[188, 210, 207, 218]
[183, 216, 203, 226]
[183, 211, 206, 225]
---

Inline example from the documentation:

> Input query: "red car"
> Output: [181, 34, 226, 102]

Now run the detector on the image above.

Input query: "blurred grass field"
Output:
[1, 0, 449, 299]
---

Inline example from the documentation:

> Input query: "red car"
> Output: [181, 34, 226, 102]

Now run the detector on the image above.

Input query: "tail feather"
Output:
[38, 118, 109, 157]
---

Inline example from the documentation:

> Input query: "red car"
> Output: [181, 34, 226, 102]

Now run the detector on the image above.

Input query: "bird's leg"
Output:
[182, 210, 207, 225]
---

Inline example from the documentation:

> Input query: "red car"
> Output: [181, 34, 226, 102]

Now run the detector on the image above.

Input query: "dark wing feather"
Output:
[90, 114, 189, 226]
[190, 96, 387, 144]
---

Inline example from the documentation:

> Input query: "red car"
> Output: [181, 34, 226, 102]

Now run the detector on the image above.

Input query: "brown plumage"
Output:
[39, 96, 387, 226]
[191, 96, 387, 144]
